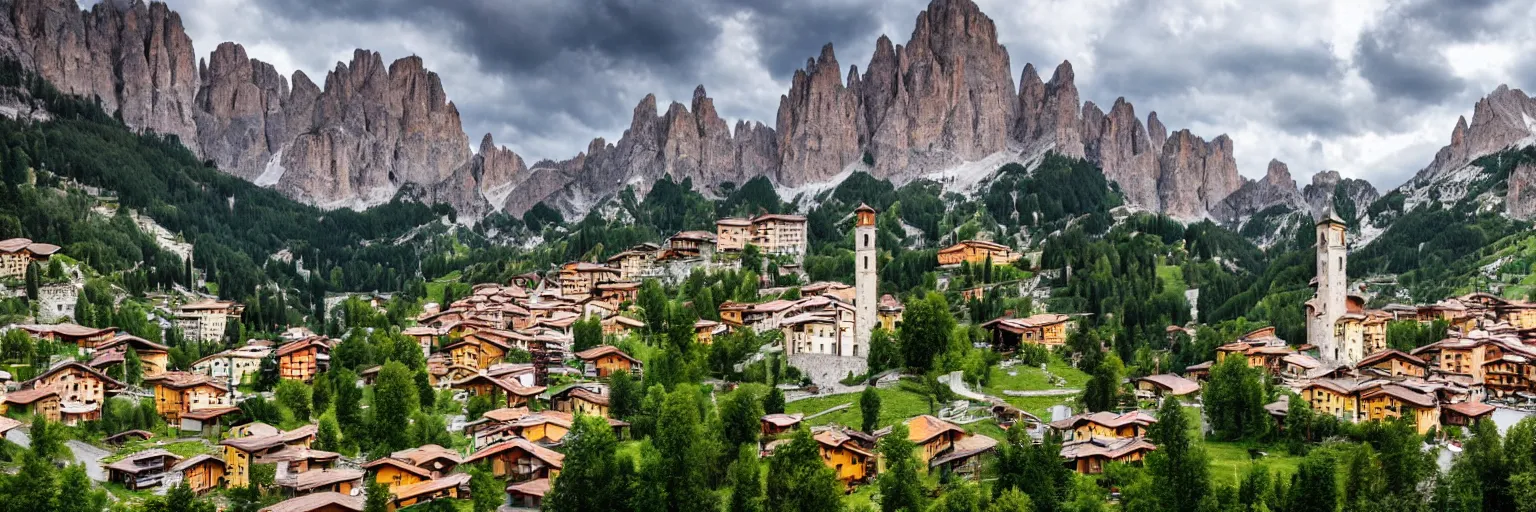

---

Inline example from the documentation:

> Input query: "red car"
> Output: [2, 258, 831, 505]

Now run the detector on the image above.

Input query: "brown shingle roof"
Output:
[906, 415, 966, 444]
[1136, 374, 1200, 395]
[465, 438, 565, 468]
[392, 472, 470, 501]
[573, 345, 640, 364]
[260, 492, 363, 512]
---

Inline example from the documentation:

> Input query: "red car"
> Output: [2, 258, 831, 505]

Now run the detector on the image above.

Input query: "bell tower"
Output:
[854, 204, 877, 357]
[1308, 208, 1349, 364]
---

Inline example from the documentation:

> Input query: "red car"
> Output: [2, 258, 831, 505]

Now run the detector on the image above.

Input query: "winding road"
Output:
[5, 428, 110, 481]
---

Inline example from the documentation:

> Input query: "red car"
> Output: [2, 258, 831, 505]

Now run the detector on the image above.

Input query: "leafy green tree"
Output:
[765, 429, 845, 512]
[312, 371, 334, 414]
[989, 488, 1034, 512]
[275, 379, 313, 420]
[141, 481, 215, 512]
[256, 353, 279, 391]
[763, 387, 785, 415]
[370, 361, 419, 454]
[729, 444, 765, 512]
[898, 292, 955, 372]
[1, 329, 33, 363]
[995, 427, 1069, 512]
[29, 416, 64, 461]
[364, 479, 392, 512]
[238, 396, 282, 425]
[867, 327, 902, 375]
[1286, 451, 1339, 512]
[54, 463, 108, 512]
[573, 314, 604, 352]
[545, 415, 634, 512]
[408, 412, 453, 448]
[1144, 398, 1209, 511]
[315, 413, 342, 452]
[1082, 353, 1123, 412]
[649, 386, 720, 512]
[469, 463, 502, 512]
[638, 279, 669, 339]
[24, 261, 38, 302]
[1446, 419, 1509, 511]
[414, 370, 436, 411]
[333, 368, 364, 438]
[720, 386, 764, 450]
[933, 480, 984, 512]
[0, 452, 59, 511]
[877, 424, 925, 512]
[1205, 355, 1269, 440]
[860, 386, 882, 433]
[609, 369, 641, 420]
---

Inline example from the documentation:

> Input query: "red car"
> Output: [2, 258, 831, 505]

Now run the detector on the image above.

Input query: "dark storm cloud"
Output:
[1352, 0, 1511, 104]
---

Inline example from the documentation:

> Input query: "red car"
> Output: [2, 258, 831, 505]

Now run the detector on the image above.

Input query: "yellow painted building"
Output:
[1359, 385, 1440, 435]
[814, 430, 872, 484]
[1302, 380, 1360, 422]
[219, 425, 316, 488]
[936, 239, 1021, 267]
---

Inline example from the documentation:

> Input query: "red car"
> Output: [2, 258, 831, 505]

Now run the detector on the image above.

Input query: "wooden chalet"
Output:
[92, 334, 171, 377]
[813, 427, 874, 485]
[220, 424, 318, 487]
[1442, 400, 1497, 427]
[936, 239, 1022, 267]
[2, 388, 60, 421]
[105, 449, 183, 490]
[574, 345, 642, 378]
[1134, 374, 1200, 398]
[465, 437, 565, 482]
[277, 337, 331, 382]
[1060, 437, 1156, 474]
[506, 478, 551, 509]
[1047, 411, 1158, 442]
[550, 385, 610, 418]
[16, 323, 116, 352]
[906, 415, 968, 464]
[451, 373, 546, 408]
[1355, 349, 1430, 378]
[981, 314, 1073, 350]
[761, 413, 805, 437]
[169, 454, 226, 494]
[146, 371, 232, 423]
[390, 444, 465, 476]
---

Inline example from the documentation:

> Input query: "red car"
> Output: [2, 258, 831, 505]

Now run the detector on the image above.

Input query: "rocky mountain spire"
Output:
[776, 43, 860, 186]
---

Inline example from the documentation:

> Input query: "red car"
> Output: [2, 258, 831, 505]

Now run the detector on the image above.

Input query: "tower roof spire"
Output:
[1317, 205, 1344, 226]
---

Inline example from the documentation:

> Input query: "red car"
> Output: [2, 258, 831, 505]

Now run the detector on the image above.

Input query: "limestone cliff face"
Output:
[1426, 86, 1536, 179]
[1302, 170, 1379, 221]
[1157, 130, 1242, 219]
[1085, 98, 1162, 209]
[1210, 159, 1309, 222]
[1508, 161, 1536, 221]
[9, 0, 198, 151]
[855, 0, 1016, 178]
[1015, 61, 1084, 159]
[776, 43, 860, 187]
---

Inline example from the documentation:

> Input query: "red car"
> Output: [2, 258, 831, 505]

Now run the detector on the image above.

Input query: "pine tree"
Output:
[729, 444, 765, 512]
[124, 346, 143, 386]
[369, 361, 418, 454]
[1145, 398, 1210, 511]
[877, 424, 925, 512]
[24, 261, 39, 302]
[544, 415, 633, 511]
[860, 386, 882, 433]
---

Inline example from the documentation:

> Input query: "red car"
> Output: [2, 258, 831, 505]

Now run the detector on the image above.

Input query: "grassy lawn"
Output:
[1157, 263, 1186, 293]
[424, 270, 463, 305]
[1205, 440, 1303, 488]
[103, 439, 217, 463]
[982, 356, 1090, 391]
[786, 385, 935, 431]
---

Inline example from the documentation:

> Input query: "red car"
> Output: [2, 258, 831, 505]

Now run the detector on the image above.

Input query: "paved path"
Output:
[6, 429, 111, 481]
[1002, 388, 1081, 397]
[804, 403, 850, 420]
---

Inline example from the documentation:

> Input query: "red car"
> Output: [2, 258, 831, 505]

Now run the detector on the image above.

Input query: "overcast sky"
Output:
[154, 0, 1536, 190]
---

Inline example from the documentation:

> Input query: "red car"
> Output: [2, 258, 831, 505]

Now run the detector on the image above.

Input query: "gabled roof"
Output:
[981, 314, 1073, 333]
[181, 407, 241, 421]
[104, 449, 182, 474]
[147, 371, 230, 392]
[906, 415, 966, 444]
[16, 323, 115, 339]
[929, 433, 997, 467]
[1355, 349, 1428, 369]
[1444, 400, 1497, 418]
[1361, 384, 1437, 409]
[452, 373, 547, 397]
[0, 416, 21, 435]
[761, 413, 804, 428]
[260, 492, 363, 512]
[1136, 374, 1200, 395]
[4, 387, 58, 405]
[574, 345, 640, 364]
[98, 334, 170, 353]
[465, 438, 565, 468]
[482, 407, 531, 423]
[24, 361, 126, 390]
[555, 387, 609, 406]
[1059, 436, 1156, 460]
[507, 478, 551, 498]
[392, 472, 471, 501]
[104, 429, 155, 444]
[391, 444, 465, 468]
[360, 457, 435, 480]
[276, 336, 330, 357]
[170, 454, 224, 472]
[939, 239, 1014, 253]
[179, 299, 239, 312]
[813, 429, 873, 457]
[220, 424, 318, 453]
[1048, 411, 1158, 431]
[283, 468, 364, 492]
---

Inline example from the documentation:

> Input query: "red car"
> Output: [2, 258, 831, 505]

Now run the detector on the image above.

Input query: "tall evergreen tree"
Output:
[1286, 451, 1338, 512]
[877, 424, 926, 512]
[860, 386, 882, 433]
[369, 361, 418, 454]
[729, 444, 765, 512]
[1144, 398, 1210, 510]
[544, 415, 633, 512]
